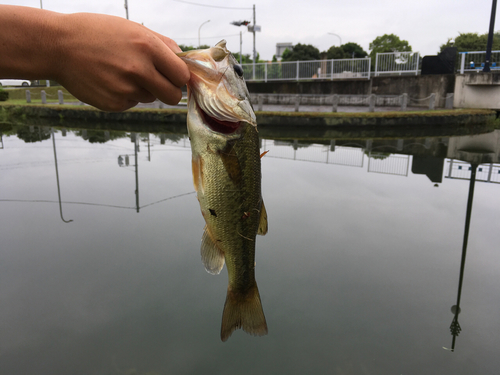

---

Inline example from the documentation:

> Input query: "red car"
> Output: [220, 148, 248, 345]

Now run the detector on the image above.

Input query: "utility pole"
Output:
[253, 4, 256, 80]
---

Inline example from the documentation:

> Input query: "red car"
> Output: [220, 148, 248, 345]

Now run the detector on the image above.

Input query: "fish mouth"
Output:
[197, 103, 241, 134]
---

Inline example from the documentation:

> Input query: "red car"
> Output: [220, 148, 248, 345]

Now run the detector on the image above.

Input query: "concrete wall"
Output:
[246, 74, 456, 103]
[247, 80, 371, 95]
[371, 75, 455, 101]
[454, 73, 500, 110]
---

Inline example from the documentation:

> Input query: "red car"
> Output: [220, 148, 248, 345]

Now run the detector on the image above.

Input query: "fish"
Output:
[177, 40, 268, 342]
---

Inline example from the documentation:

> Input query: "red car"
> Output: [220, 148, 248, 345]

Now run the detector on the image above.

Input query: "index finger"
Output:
[150, 33, 190, 88]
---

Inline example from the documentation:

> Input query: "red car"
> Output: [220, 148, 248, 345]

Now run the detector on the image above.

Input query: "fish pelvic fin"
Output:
[201, 226, 225, 275]
[257, 201, 268, 236]
[220, 283, 268, 342]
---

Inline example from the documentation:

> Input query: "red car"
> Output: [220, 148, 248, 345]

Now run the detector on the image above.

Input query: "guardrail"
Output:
[458, 51, 500, 73]
[374, 52, 420, 76]
[242, 58, 371, 82]
[241, 52, 423, 81]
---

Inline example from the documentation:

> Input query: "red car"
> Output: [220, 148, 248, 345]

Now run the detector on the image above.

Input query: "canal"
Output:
[0, 122, 499, 374]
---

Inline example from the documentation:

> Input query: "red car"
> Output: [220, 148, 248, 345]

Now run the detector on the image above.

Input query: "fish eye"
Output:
[233, 64, 244, 77]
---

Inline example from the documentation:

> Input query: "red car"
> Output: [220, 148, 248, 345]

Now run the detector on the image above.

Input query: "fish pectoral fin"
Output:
[257, 201, 268, 236]
[192, 156, 204, 193]
[201, 226, 225, 275]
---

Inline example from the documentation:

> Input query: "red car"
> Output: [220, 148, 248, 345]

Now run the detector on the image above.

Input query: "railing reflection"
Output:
[446, 160, 500, 183]
[367, 152, 410, 176]
[264, 139, 365, 167]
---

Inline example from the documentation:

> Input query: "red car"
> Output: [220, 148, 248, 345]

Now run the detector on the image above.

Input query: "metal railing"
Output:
[260, 139, 365, 167]
[242, 58, 371, 82]
[242, 52, 422, 81]
[458, 51, 500, 73]
[446, 160, 500, 183]
[367, 153, 411, 176]
[374, 52, 420, 76]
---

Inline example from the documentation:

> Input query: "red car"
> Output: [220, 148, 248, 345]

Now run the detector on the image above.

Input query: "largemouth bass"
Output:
[178, 40, 268, 342]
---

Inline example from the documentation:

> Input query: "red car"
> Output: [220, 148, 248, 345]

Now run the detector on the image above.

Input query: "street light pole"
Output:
[124, 0, 129, 20]
[328, 33, 342, 46]
[239, 31, 242, 64]
[198, 20, 210, 48]
[40, 0, 43, 9]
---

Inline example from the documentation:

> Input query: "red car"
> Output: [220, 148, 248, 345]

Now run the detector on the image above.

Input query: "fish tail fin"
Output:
[220, 283, 268, 342]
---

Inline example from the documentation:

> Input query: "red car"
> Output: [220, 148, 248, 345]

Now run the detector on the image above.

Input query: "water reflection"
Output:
[1, 122, 499, 372]
[445, 164, 477, 352]
[51, 128, 73, 223]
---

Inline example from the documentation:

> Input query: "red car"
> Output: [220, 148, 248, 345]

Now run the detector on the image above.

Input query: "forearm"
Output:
[0, 5, 63, 79]
[0, 5, 189, 111]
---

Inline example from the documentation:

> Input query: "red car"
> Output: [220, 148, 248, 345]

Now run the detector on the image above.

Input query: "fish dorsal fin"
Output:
[201, 226, 225, 274]
[257, 201, 268, 236]
[212, 40, 228, 61]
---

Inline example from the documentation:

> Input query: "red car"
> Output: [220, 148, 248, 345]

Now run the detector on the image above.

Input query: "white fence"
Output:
[458, 51, 500, 73]
[241, 52, 424, 81]
[242, 58, 371, 82]
[374, 52, 420, 76]
[446, 160, 500, 183]
[261, 139, 365, 167]
[367, 153, 411, 176]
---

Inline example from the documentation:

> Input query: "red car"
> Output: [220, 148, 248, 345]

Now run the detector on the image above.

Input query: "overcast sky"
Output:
[3, 0, 498, 60]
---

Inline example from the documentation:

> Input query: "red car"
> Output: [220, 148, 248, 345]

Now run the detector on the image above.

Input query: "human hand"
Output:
[52, 13, 190, 111]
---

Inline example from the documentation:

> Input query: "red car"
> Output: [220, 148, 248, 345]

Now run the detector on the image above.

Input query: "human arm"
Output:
[0, 5, 190, 111]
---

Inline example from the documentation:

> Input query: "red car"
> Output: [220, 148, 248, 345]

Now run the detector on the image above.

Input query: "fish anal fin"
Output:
[221, 283, 268, 342]
[201, 226, 225, 275]
[257, 201, 268, 236]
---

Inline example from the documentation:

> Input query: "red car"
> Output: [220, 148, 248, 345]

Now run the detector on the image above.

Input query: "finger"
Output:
[150, 35, 190, 88]
[92, 99, 138, 112]
[142, 70, 184, 105]
[153, 32, 182, 53]
[130, 88, 156, 103]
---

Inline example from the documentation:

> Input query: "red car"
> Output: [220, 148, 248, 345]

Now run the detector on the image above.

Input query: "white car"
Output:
[0, 79, 31, 87]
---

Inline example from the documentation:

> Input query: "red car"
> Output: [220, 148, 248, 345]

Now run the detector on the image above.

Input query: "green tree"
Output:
[369, 34, 412, 69]
[439, 32, 500, 52]
[342, 42, 368, 58]
[369, 34, 412, 54]
[326, 46, 347, 60]
[281, 43, 321, 61]
[178, 44, 210, 52]
[16, 126, 51, 143]
[232, 52, 253, 64]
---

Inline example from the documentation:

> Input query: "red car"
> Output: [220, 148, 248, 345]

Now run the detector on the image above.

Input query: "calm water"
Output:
[1, 123, 499, 374]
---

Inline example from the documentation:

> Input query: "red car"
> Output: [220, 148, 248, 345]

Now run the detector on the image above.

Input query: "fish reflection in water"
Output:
[178, 40, 269, 341]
